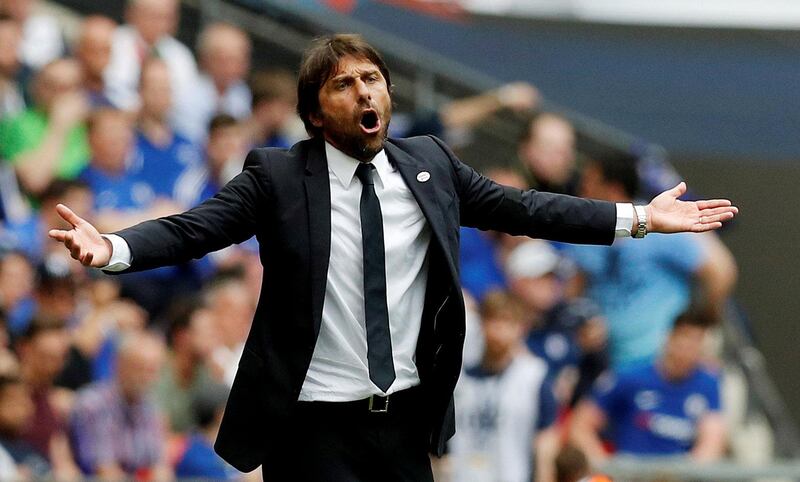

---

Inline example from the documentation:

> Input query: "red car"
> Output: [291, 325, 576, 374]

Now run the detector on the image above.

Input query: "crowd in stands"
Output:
[0, 0, 739, 480]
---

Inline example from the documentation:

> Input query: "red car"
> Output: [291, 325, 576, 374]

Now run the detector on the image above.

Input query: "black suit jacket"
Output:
[113, 135, 616, 472]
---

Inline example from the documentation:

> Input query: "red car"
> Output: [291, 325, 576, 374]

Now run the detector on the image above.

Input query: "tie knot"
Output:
[355, 162, 376, 186]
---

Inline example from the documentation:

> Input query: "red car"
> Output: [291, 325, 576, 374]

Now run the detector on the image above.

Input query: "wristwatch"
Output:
[633, 205, 648, 238]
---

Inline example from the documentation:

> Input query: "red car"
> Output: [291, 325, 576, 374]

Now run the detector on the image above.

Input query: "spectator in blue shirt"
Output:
[174, 381, 237, 480]
[130, 58, 204, 209]
[241, 69, 298, 150]
[562, 151, 736, 369]
[568, 311, 727, 463]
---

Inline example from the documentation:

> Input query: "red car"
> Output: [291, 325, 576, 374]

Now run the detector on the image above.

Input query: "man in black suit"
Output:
[50, 34, 737, 481]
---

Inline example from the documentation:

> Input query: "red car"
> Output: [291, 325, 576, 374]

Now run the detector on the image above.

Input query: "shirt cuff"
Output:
[100, 234, 132, 272]
[614, 203, 635, 238]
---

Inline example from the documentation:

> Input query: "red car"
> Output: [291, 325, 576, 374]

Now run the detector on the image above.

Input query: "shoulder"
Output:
[73, 382, 115, 415]
[388, 135, 452, 158]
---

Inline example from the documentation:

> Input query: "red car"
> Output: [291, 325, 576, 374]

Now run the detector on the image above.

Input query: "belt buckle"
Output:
[368, 394, 389, 413]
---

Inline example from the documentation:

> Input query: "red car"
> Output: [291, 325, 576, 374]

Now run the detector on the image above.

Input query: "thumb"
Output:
[667, 182, 687, 199]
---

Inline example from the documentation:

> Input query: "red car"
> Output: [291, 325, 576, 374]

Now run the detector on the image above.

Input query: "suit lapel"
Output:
[384, 141, 451, 263]
[303, 140, 331, 338]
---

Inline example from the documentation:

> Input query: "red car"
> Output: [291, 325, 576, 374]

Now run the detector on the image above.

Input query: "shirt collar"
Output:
[325, 141, 392, 190]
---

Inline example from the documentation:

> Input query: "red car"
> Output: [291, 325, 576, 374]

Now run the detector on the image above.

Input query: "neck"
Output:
[172, 350, 196, 386]
[656, 359, 687, 382]
[84, 74, 105, 94]
[139, 116, 172, 145]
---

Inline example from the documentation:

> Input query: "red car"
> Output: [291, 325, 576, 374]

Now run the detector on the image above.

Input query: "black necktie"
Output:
[355, 162, 396, 392]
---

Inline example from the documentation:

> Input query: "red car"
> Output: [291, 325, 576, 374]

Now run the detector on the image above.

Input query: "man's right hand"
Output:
[48, 204, 112, 268]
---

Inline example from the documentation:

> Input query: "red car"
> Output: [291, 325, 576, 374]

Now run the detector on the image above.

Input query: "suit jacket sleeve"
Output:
[429, 136, 616, 245]
[112, 149, 270, 272]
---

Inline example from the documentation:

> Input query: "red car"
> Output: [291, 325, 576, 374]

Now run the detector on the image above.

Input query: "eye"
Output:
[366, 74, 379, 83]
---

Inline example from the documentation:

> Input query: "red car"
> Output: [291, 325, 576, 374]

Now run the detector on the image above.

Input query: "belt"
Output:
[297, 385, 423, 416]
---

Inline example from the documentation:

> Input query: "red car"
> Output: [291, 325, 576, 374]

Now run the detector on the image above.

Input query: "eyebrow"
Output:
[329, 68, 380, 82]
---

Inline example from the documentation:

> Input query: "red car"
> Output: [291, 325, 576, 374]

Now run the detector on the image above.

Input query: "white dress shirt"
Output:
[104, 26, 199, 119]
[172, 74, 253, 143]
[299, 143, 432, 400]
[100, 143, 640, 400]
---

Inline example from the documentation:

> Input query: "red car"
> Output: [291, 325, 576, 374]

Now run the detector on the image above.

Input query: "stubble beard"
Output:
[321, 104, 391, 162]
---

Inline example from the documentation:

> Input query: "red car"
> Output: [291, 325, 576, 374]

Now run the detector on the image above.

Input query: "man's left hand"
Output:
[647, 182, 738, 233]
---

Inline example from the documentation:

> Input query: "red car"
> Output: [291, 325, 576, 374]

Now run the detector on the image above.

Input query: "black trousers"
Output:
[262, 388, 434, 482]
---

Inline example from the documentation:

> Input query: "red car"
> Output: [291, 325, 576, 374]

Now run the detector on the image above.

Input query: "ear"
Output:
[309, 111, 323, 129]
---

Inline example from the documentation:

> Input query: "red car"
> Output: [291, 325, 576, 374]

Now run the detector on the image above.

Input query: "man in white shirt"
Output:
[174, 22, 253, 142]
[104, 0, 198, 123]
[48, 34, 737, 481]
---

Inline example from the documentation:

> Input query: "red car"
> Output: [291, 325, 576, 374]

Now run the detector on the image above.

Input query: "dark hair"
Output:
[208, 113, 238, 134]
[39, 179, 90, 205]
[250, 68, 296, 109]
[297, 33, 392, 138]
[590, 149, 640, 199]
[162, 296, 205, 348]
[555, 445, 589, 482]
[673, 309, 716, 331]
[15, 316, 66, 344]
[0, 374, 23, 394]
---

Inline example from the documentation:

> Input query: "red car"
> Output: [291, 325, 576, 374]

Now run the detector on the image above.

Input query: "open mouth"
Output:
[359, 110, 381, 135]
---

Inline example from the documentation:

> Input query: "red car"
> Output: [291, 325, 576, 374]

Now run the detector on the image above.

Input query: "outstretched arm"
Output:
[49, 149, 270, 272]
[646, 182, 738, 234]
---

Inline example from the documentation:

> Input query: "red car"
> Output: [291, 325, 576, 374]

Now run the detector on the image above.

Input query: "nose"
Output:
[355, 79, 371, 100]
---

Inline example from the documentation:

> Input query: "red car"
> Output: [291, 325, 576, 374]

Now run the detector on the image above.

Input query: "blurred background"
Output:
[0, 0, 798, 480]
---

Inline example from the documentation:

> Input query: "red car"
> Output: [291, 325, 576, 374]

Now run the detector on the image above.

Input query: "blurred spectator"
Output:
[506, 240, 609, 405]
[569, 311, 726, 463]
[398, 82, 539, 147]
[155, 299, 219, 433]
[448, 291, 559, 482]
[458, 167, 529, 304]
[187, 114, 250, 206]
[175, 22, 252, 142]
[174, 382, 237, 479]
[104, 0, 198, 118]
[562, 152, 736, 369]
[0, 314, 19, 377]
[0, 0, 65, 71]
[69, 329, 171, 479]
[0, 373, 49, 479]
[518, 112, 578, 195]
[74, 15, 116, 108]
[0, 16, 26, 118]
[206, 274, 255, 386]
[0, 58, 89, 197]
[3, 179, 94, 266]
[15, 317, 80, 479]
[80, 108, 172, 232]
[130, 57, 202, 208]
[242, 68, 299, 149]
[0, 251, 35, 337]
[555, 445, 613, 482]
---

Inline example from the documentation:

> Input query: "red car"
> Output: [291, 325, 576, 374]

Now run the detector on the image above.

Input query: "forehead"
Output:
[329, 56, 380, 79]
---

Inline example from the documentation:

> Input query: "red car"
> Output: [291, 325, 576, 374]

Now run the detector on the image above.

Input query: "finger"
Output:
[700, 212, 735, 224]
[48, 229, 68, 242]
[692, 222, 723, 233]
[697, 206, 737, 217]
[64, 231, 75, 250]
[55, 203, 85, 228]
[696, 199, 732, 210]
[83, 252, 94, 267]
